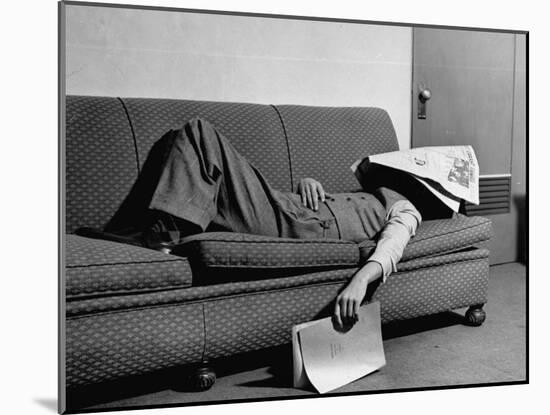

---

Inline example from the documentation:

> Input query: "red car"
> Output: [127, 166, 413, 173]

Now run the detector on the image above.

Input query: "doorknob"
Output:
[419, 88, 432, 102]
[418, 87, 432, 119]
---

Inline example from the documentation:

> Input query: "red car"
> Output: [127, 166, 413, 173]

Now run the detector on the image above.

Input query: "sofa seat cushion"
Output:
[173, 215, 490, 285]
[359, 214, 492, 262]
[174, 232, 359, 285]
[66, 235, 193, 298]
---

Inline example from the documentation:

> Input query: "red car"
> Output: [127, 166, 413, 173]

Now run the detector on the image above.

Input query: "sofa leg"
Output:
[191, 360, 216, 391]
[465, 304, 486, 326]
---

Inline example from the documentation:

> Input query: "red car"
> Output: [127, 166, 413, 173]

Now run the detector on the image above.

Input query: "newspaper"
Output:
[351, 145, 480, 211]
[292, 302, 385, 394]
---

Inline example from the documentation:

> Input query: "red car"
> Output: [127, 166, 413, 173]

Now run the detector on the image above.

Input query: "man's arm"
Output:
[333, 200, 422, 327]
[333, 261, 383, 327]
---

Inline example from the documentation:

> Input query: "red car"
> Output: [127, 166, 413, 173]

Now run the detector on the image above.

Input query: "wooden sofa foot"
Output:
[191, 360, 216, 391]
[465, 304, 486, 326]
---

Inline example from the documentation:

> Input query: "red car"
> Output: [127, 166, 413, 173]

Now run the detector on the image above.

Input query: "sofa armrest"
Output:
[359, 214, 492, 263]
[65, 234, 193, 298]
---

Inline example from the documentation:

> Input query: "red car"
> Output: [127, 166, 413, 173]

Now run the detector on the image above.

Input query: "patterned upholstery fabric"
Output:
[65, 252, 488, 386]
[121, 98, 292, 192]
[66, 235, 192, 297]
[66, 268, 356, 317]
[176, 232, 358, 285]
[66, 249, 487, 317]
[205, 254, 489, 358]
[396, 248, 489, 272]
[66, 303, 204, 387]
[374, 255, 489, 321]
[173, 215, 490, 281]
[275, 105, 399, 192]
[359, 214, 492, 262]
[204, 285, 341, 358]
[65, 96, 138, 233]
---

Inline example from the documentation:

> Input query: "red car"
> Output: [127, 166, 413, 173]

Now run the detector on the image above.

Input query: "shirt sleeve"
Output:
[365, 199, 422, 282]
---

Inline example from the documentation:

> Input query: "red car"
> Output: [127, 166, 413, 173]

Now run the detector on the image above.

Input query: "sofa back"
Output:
[65, 95, 399, 233]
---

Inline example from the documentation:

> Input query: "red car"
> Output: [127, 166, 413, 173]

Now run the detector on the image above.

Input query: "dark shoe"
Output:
[140, 226, 179, 254]
[141, 211, 200, 253]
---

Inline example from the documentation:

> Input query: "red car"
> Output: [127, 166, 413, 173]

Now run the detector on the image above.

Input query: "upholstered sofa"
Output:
[63, 95, 492, 391]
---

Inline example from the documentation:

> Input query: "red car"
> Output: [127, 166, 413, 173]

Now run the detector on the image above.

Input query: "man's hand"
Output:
[333, 261, 383, 328]
[297, 178, 326, 211]
[333, 276, 368, 328]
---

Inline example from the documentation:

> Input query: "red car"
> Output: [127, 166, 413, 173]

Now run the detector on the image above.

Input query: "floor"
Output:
[67, 262, 527, 412]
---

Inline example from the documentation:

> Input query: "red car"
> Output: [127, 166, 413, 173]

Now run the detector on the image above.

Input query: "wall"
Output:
[511, 34, 527, 263]
[65, 5, 412, 149]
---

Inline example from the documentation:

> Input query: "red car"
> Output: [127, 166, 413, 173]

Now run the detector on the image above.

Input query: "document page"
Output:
[293, 302, 385, 393]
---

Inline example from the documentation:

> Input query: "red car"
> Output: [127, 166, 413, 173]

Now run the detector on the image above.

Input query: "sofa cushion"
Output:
[174, 232, 359, 285]
[177, 215, 490, 279]
[276, 105, 399, 193]
[66, 235, 193, 298]
[359, 214, 492, 262]
[65, 96, 138, 233]
[122, 98, 292, 192]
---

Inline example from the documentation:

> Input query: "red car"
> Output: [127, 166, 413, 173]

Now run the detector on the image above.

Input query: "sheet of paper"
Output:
[295, 302, 385, 394]
[292, 320, 316, 389]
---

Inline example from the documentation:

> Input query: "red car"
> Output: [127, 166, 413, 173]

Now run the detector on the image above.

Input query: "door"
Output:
[412, 28, 526, 264]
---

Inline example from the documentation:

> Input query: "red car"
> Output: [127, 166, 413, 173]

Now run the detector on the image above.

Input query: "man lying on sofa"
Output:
[78, 117, 422, 328]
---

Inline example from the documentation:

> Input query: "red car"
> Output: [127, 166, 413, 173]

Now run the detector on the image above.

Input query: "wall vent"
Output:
[464, 174, 511, 216]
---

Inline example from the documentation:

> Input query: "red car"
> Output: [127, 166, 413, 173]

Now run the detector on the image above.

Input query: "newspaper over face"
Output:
[351, 146, 480, 212]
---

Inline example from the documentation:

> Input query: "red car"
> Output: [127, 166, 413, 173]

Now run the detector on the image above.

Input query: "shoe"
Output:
[141, 211, 197, 253]
[141, 229, 176, 254]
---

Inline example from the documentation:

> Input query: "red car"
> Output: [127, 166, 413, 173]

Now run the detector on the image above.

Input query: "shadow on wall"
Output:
[514, 195, 527, 264]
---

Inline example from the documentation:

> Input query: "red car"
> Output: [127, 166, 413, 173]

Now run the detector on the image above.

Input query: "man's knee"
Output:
[177, 117, 221, 146]
[183, 116, 216, 133]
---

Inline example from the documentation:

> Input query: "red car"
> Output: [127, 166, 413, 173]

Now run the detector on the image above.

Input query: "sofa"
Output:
[63, 95, 492, 391]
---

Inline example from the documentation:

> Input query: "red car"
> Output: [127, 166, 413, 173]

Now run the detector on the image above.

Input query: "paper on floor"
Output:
[292, 302, 385, 393]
